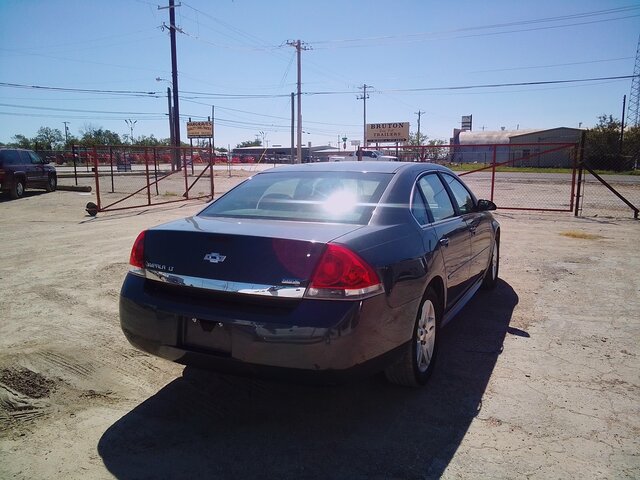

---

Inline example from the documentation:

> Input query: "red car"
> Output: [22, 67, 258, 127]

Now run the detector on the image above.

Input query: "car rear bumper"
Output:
[119, 273, 417, 379]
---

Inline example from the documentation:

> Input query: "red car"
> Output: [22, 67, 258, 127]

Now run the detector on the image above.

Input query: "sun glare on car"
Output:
[322, 190, 358, 215]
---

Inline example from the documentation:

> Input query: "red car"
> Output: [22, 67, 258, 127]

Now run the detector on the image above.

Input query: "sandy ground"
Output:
[0, 174, 638, 479]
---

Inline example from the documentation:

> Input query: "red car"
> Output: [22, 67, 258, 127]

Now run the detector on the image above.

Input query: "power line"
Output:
[3, 75, 636, 102]
[0, 82, 159, 96]
[309, 6, 640, 48]
[380, 75, 638, 93]
[0, 103, 165, 116]
[470, 56, 635, 74]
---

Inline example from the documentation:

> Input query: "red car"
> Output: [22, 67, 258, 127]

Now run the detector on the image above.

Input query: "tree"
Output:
[236, 139, 262, 148]
[584, 115, 629, 171]
[407, 131, 446, 162]
[34, 127, 63, 150]
[10, 134, 34, 149]
[407, 131, 428, 146]
[133, 134, 170, 146]
[425, 139, 449, 163]
[79, 124, 122, 146]
[623, 124, 640, 170]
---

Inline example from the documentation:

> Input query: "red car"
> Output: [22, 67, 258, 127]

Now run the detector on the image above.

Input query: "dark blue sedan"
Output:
[120, 161, 500, 386]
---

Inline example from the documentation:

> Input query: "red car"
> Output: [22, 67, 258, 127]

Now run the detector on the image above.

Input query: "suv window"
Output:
[417, 174, 455, 222]
[0, 150, 20, 166]
[18, 150, 32, 164]
[443, 174, 474, 215]
[28, 151, 43, 164]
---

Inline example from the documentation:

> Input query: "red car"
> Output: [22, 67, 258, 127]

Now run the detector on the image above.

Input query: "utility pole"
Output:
[159, 0, 182, 170]
[125, 119, 137, 144]
[62, 121, 70, 146]
[357, 84, 372, 152]
[620, 94, 626, 155]
[286, 40, 310, 163]
[415, 110, 425, 145]
[290, 92, 295, 162]
[167, 87, 174, 154]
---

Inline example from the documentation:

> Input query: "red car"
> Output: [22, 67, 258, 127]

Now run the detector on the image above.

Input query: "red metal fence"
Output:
[77, 146, 217, 214]
[368, 143, 580, 212]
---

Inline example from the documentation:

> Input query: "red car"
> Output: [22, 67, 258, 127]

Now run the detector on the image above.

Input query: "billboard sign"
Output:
[461, 115, 472, 131]
[366, 122, 409, 143]
[187, 121, 213, 138]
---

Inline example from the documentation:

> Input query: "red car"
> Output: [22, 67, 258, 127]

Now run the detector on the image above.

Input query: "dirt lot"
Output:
[0, 173, 638, 479]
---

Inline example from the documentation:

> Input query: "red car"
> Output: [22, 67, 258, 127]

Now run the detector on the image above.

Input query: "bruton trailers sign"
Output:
[186, 121, 213, 139]
[366, 122, 410, 143]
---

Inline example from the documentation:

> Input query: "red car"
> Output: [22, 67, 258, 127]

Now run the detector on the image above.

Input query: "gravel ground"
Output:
[0, 174, 638, 479]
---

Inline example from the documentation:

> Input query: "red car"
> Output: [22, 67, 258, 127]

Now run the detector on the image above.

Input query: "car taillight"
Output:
[306, 244, 383, 300]
[129, 230, 146, 275]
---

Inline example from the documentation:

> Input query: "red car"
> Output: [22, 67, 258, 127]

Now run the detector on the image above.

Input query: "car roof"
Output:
[262, 161, 454, 175]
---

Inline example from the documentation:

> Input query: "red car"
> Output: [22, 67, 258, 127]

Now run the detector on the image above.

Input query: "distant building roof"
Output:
[459, 130, 537, 145]
[458, 127, 583, 145]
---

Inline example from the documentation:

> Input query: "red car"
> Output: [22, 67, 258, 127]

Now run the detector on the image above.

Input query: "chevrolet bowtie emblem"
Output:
[204, 252, 226, 263]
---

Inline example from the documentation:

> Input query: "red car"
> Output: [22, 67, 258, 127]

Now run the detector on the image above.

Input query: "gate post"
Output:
[574, 131, 586, 216]
[93, 146, 101, 210]
[490, 145, 497, 202]
[144, 147, 151, 206]
[182, 148, 189, 199]
[109, 147, 115, 193]
[209, 144, 214, 199]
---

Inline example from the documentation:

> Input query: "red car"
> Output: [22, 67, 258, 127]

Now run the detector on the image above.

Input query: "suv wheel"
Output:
[11, 178, 25, 199]
[45, 174, 57, 192]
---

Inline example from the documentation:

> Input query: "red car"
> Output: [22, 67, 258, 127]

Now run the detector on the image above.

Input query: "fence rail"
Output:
[33, 142, 639, 219]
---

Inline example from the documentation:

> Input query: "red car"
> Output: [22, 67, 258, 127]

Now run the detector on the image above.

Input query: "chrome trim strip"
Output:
[144, 269, 306, 298]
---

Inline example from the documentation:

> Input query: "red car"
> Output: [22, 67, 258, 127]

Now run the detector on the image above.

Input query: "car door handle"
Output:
[439, 237, 450, 247]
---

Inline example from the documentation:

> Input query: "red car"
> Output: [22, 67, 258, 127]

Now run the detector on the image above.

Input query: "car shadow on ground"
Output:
[0, 191, 48, 203]
[98, 280, 519, 479]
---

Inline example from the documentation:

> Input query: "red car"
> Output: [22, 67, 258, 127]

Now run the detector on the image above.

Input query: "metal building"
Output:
[451, 127, 583, 167]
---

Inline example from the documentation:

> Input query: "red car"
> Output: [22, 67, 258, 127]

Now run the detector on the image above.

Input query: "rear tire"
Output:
[385, 287, 440, 387]
[45, 174, 57, 192]
[10, 178, 25, 199]
[482, 237, 499, 290]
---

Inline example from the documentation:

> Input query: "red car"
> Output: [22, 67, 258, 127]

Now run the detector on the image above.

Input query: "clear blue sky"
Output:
[1, 0, 638, 149]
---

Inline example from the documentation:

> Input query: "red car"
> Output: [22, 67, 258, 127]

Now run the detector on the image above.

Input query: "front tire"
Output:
[482, 237, 499, 290]
[10, 178, 25, 199]
[385, 288, 440, 387]
[45, 174, 57, 192]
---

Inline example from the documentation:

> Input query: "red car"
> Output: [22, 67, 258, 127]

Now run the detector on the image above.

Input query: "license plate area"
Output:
[182, 317, 231, 355]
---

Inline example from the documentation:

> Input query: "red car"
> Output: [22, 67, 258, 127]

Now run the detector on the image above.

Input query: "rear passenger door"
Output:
[28, 151, 48, 185]
[416, 173, 471, 309]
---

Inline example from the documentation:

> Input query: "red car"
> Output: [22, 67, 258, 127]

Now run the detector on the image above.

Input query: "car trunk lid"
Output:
[142, 216, 363, 291]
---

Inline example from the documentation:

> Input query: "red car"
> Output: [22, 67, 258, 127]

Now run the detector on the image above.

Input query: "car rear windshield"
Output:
[199, 170, 393, 224]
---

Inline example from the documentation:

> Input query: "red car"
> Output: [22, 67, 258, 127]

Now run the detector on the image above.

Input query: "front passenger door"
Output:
[442, 173, 493, 282]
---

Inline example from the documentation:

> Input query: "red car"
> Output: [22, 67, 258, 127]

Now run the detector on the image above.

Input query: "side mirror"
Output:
[477, 199, 497, 211]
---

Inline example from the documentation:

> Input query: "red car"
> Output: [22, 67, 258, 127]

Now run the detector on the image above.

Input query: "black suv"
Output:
[0, 148, 57, 199]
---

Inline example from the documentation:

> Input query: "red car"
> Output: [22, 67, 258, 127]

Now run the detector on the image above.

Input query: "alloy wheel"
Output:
[416, 299, 437, 373]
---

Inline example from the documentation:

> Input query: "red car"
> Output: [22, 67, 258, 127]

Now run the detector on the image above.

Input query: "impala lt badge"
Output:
[204, 252, 226, 264]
